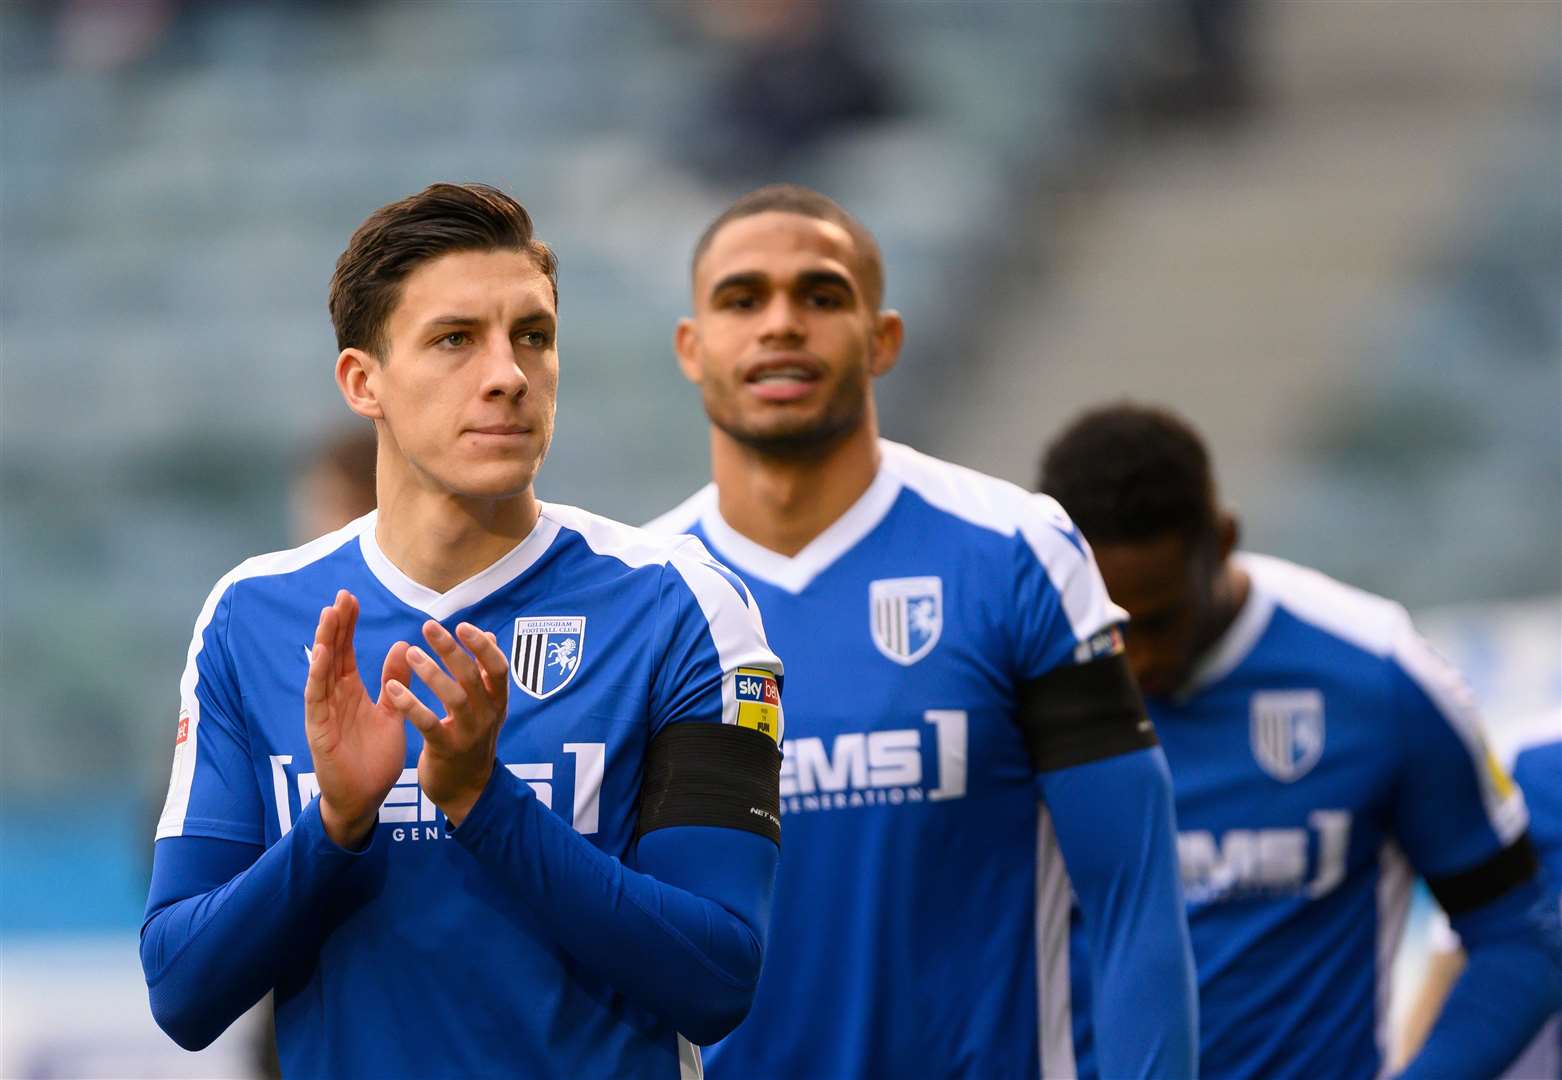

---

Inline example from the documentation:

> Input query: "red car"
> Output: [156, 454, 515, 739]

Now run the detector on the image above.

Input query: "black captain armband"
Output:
[1017, 652, 1159, 772]
[1427, 833, 1540, 917]
[636, 723, 783, 846]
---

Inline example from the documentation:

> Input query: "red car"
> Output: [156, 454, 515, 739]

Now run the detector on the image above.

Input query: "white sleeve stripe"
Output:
[1017, 516, 1127, 645]
[1393, 630, 1529, 845]
[667, 549, 783, 733]
[155, 517, 369, 840]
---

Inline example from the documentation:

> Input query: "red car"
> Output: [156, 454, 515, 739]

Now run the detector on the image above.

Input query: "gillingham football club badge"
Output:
[868, 576, 943, 666]
[1250, 690, 1325, 782]
[511, 617, 587, 700]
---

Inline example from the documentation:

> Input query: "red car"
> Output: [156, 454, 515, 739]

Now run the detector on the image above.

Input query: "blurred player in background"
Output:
[141, 183, 785, 1078]
[289, 424, 378, 543]
[1401, 710, 1562, 1078]
[1040, 402, 1562, 1080]
[648, 185, 1197, 1079]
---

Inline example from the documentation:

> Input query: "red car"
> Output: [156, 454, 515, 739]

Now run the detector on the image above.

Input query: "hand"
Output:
[303, 590, 411, 849]
[383, 621, 510, 828]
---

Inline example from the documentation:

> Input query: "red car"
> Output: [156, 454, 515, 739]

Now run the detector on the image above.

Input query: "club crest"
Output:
[869, 576, 943, 666]
[1250, 690, 1325, 783]
[512, 617, 587, 700]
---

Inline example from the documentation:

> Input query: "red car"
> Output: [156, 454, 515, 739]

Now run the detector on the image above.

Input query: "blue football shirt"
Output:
[1071, 553, 1531, 1080]
[647, 440, 1129, 1078]
[154, 503, 781, 1079]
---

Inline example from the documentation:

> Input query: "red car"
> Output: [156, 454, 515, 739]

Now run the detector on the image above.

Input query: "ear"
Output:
[1216, 510, 1240, 562]
[673, 317, 702, 385]
[335, 347, 385, 420]
[868, 310, 905, 378]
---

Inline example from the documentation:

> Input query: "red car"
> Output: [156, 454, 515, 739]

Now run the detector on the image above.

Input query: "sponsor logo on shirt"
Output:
[175, 709, 190, 746]
[734, 667, 782, 744]
[1179, 810, 1353, 902]
[511, 617, 587, 700]
[1072, 625, 1125, 665]
[778, 710, 968, 814]
[270, 742, 606, 843]
[869, 577, 943, 666]
[1250, 690, 1326, 782]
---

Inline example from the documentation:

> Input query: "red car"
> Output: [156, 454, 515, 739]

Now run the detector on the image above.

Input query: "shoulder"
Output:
[881, 441, 1090, 570]
[1245, 553, 1413, 659]
[641, 485, 716, 537]
[544, 501, 746, 601]
[203, 514, 370, 616]
[1247, 552, 1478, 713]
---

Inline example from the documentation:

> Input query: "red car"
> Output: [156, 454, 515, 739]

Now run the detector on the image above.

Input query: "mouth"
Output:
[745, 355, 823, 402]
[466, 424, 533, 439]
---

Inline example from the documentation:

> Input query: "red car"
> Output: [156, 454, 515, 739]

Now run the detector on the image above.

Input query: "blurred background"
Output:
[1, 0, 1557, 1074]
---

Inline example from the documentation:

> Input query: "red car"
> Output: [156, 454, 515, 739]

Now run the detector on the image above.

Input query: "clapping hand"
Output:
[383, 620, 511, 828]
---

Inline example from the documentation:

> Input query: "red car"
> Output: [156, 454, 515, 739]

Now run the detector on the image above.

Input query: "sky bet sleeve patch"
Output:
[732, 667, 784, 745]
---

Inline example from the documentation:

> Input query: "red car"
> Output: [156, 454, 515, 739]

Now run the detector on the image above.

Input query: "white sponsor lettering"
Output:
[778, 711, 967, 815]
[273, 742, 605, 842]
[1179, 810, 1353, 901]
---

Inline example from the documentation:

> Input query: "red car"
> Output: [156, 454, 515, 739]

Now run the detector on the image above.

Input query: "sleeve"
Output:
[141, 798, 385, 1050]
[446, 546, 784, 1045]
[155, 580, 266, 844]
[1389, 627, 1562, 1079]
[1037, 749, 1199, 1080]
[1009, 495, 1129, 681]
[1009, 497, 1158, 772]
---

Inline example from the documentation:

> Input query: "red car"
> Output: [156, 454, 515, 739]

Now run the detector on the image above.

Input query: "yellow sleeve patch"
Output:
[734, 667, 783, 745]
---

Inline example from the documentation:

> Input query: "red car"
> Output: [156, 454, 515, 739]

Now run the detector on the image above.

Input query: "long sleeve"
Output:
[1038, 747, 1199, 1080]
[140, 798, 383, 1051]
[1398, 875, 1562, 1079]
[449, 763, 778, 1045]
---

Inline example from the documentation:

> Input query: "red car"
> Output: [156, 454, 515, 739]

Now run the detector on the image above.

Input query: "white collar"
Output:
[357, 507, 562, 620]
[698, 464, 903, 594]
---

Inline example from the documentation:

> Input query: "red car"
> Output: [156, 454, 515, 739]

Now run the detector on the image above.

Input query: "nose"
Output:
[757, 294, 805, 344]
[481, 337, 528, 400]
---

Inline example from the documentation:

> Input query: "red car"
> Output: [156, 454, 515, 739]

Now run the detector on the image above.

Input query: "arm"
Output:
[1392, 911, 1464, 1069]
[1386, 630, 1562, 1078]
[140, 805, 381, 1050]
[1010, 500, 1198, 1079]
[143, 588, 409, 1048]
[1031, 688, 1198, 1080]
[449, 756, 779, 1044]
[386, 550, 784, 1044]
[1397, 870, 1562, 1080]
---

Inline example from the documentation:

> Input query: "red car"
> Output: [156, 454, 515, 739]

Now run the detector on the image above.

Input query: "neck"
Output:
[1196, 559, 1252, 661]
[710, 415, 881, 557]
[373, 461, 541, 595]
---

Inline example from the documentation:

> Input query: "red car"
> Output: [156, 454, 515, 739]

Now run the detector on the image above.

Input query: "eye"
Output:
[436, 331, 471, 348]
[806, 290, 844, 310]
[517, 329, 552, 348]
[717, 291, 757, 311]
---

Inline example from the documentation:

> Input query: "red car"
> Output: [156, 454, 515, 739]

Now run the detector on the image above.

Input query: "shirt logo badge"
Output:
[869, 576, 943, 666]
[1250, 690, 1325, 782]
[511, 617, 587, 700]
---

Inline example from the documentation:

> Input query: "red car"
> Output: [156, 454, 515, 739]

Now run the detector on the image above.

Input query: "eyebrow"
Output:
[421, 309, 556, 333]
[708, 268, 857, 299]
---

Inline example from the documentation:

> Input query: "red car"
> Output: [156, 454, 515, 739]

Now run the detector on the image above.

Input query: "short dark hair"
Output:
[329, 182, 558, 358]
[1038, 402, 1219, 544]
[691, 183, 885, 310]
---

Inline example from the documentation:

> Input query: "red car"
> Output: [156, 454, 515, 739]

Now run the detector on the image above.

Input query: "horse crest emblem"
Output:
[1250, 690, 1325, 782]
[869, 577, 943, 666]
[512, 617, 587, 700]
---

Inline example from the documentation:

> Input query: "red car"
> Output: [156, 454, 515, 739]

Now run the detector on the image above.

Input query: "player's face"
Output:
[676, 212, 901, 458]
[1092, 532, 1219, 698]
[356, 249, 558, 501]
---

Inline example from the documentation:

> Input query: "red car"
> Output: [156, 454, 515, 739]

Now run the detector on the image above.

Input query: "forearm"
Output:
[1038, 748, 1198, 1080]
[140, 800, 380, 1050]
[451, 765, 776, 1045]
[1399, 881, 1562, 1080]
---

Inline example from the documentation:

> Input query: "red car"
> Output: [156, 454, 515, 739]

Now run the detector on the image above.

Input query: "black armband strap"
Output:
[1018, 652, 1158, 772]
[636, 723, 782, 845]
[1427, 833, 1539, 917]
